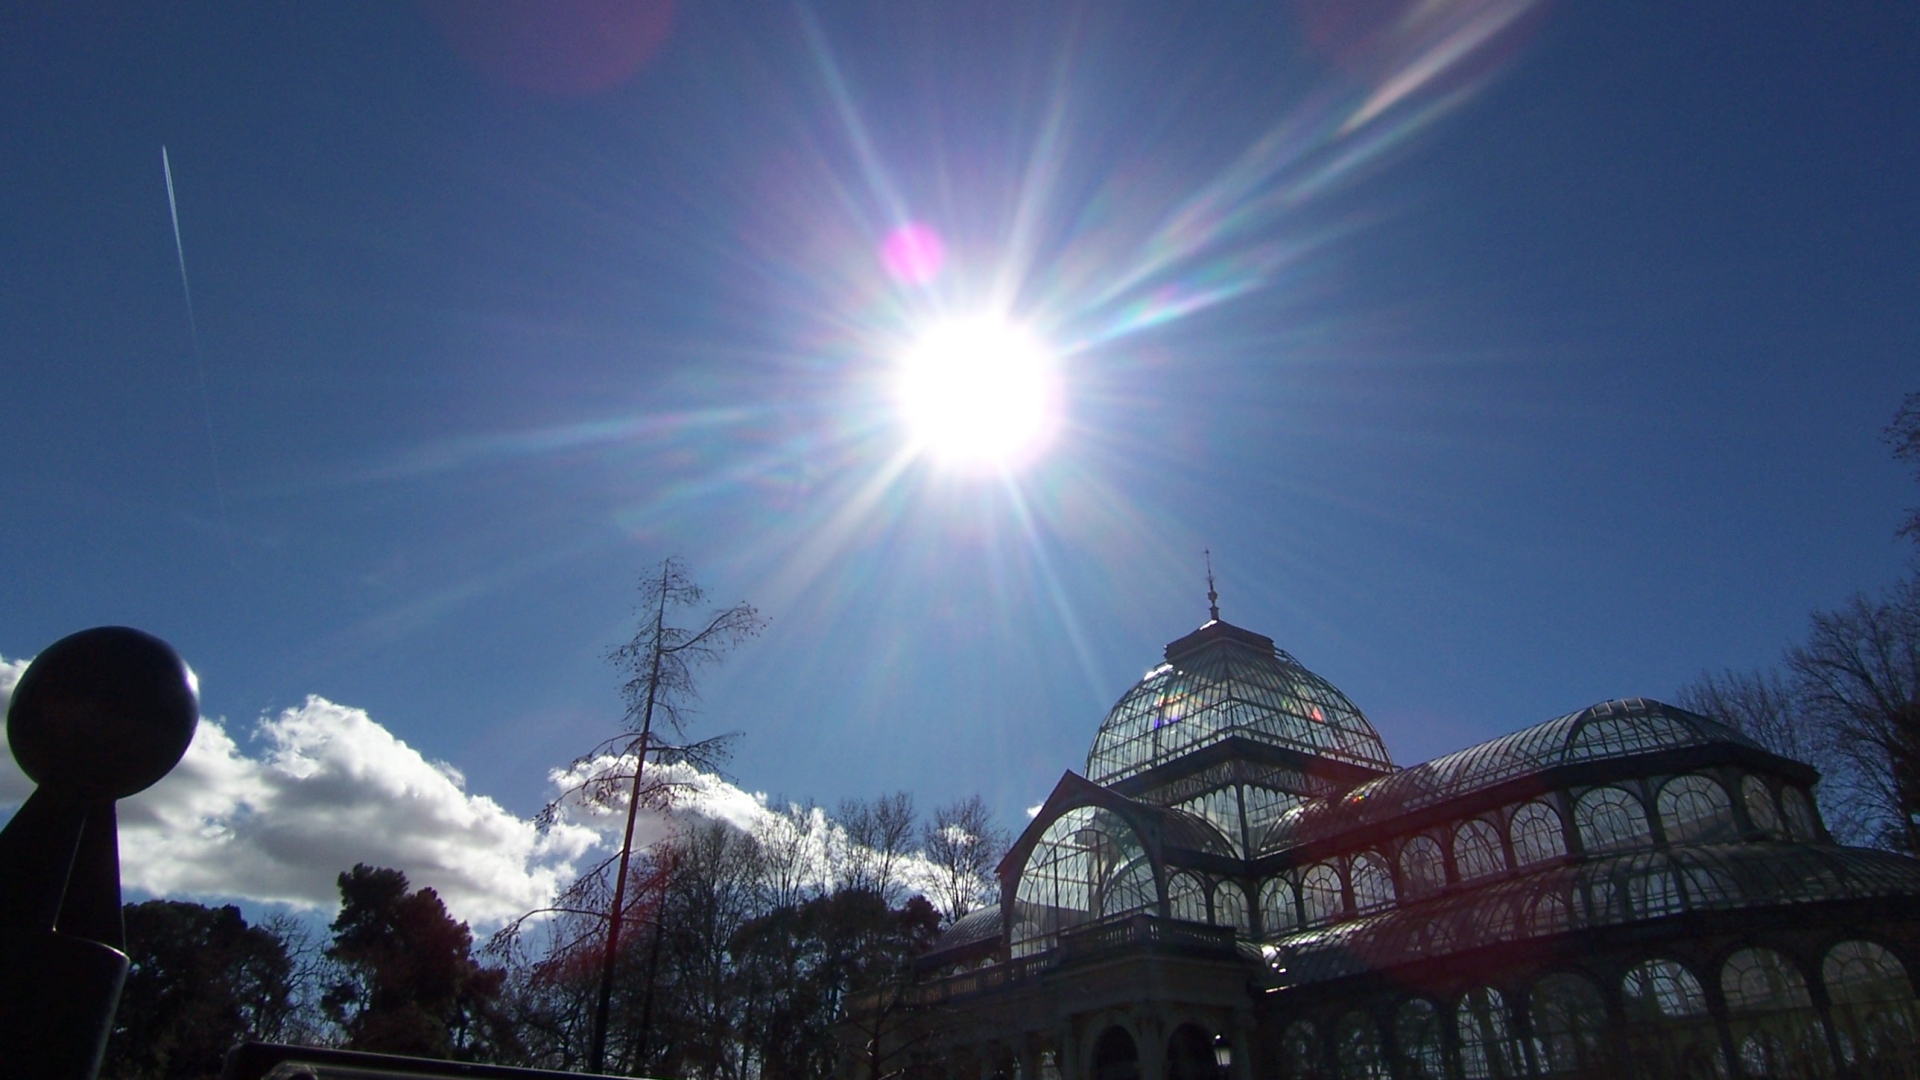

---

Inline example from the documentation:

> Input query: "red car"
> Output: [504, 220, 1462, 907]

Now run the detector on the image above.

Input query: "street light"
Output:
[1213, 1034, 1232, 1078]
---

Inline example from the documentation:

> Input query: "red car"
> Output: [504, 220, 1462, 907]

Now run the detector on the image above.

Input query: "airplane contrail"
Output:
[162, 145, 236, 562]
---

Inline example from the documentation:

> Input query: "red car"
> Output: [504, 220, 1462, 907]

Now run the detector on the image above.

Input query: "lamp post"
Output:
[1212, 1034, 1232, 1080]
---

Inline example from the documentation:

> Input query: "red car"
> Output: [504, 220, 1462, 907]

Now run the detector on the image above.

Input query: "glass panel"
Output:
[1742, 776, 1780, 837]
[1261, 876, 1299, 938]
[1722, 948, 1831, 1078]
[1301, 863, 1344, 927]
[1213, 880, 1251, 935]
[1335, 1012, 1392, 1080]
[1455, 987, 1521, 1080]
[1510, 802, 1567, 866]
[1621, 960, 1723, 1080]
[1575, 787, 1651, 853]
[1394, 999, 1448, 1080]
[1351, 852, 1396, 914]
[1454, 819, 1508, 881]
[1175, 788, 1247, 857]
[1658, 775, 1737, 845]
[1530, 973, 1608, 1075]
[1400, 835, 1446, 899]
[1823, 940, 1920, 1074]
[1281, 1020, 1324, 1080]
[1168, 871, 1208, 923]
[1781, 788, 1819, 842]
[1011, 805, 1158, 956]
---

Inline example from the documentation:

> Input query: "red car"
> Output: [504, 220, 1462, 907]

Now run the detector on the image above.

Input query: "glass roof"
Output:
[1263, 842, 1920, 987]
[1086, 621, 1395, 784]
[1259, 698, 1768, 853]
[925, 905, 1003, 957]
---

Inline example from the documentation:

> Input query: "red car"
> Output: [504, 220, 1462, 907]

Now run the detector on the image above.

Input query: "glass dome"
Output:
[1086, 620, 1394, 784]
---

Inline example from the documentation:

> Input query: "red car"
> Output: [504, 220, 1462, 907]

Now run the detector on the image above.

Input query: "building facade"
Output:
[854, 616, 1920, 1080]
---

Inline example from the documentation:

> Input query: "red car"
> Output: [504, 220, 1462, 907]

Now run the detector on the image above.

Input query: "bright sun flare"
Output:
[893, 315, 1061, 470]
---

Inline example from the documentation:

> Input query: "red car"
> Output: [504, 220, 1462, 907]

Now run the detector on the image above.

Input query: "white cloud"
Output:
[2, 654, 953, 927]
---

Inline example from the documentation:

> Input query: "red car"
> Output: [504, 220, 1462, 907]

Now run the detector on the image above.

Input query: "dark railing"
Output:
[850, 914, 1242, 1016]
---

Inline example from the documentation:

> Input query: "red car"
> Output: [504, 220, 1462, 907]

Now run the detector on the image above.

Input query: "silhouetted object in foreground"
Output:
[0, 626, 199, 1080]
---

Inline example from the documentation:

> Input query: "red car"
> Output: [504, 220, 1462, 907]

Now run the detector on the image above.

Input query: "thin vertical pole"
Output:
[590, 564, 669, 1074]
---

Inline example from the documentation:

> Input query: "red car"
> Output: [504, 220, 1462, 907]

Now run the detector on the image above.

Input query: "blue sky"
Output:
[2, 2, 1915, 918]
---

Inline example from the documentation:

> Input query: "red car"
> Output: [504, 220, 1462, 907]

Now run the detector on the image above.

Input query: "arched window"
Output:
[1528, 890, 1570, 936]
[1400, 835, 1446, 898]
[1168, 871, 1208, 923]
[1721, 948, 1831, 1077]
[1453, 819, 1507, 881]
[1350, 852, 1395, 914]
[1742, 776, 1780, 837]
[1260, 877, 1299, 937]
[1575, 787, 1651, 853]
[1510, 801, 1567, 866]
[1011, 806, 1158, 956]
[1280, 1020, 1324, 1080]
[1335, 1012, 1391, 1080]
[1094, 1026, 1142, 1080]
[1658, 775, 1737, 844]
[1822, 940, 1920, 1071]
[1621, 959, 1722, 1080]
[1781, 788, 1819, 842]
[1394, 999, 1448, 1080]
[1300, 863, 1344, 927]
[1212, 880, 1250, 935]
[1455, 987, 1521, 1080]
[1530, 973, 1608, 1074]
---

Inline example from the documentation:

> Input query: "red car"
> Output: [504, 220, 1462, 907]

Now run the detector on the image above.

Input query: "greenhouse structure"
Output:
[849, 614, 1920, 1080]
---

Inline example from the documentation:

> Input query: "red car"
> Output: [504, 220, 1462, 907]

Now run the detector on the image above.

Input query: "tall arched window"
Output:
[1722, 947, 1831, 1077]
[1260, 877, 1298, 937]
[1300, 863, 1344, 927]
[1575, 787, 1651, 853]
[1822, 940, 1920, 1072]
[1167, 871, 1208, 923]
[1530, 973, 1608, 1075]
[1742, 776, 1780, 837]
[1011, 806, 1158, 956]
[1621, 959, 1721, 1080]
[1400, 835, 1446, 898]
[1212, 880, 1250, 935]
[1335, 1012, 1391, 1080]
[1658, 775, 1737, 844]
[1509, 801, 1567, 866]
[1350, 852, 1395, 914]
[1455, 987, 1521, 1079]
[1279, 1020, 1323, 1080]
[1394, 999, 1448, 1080]
[1454, 819, 1507, 881]
[1781, 788, 1819, 841]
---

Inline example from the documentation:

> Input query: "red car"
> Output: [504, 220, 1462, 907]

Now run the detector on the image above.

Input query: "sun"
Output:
[893, 315, 1062, 471]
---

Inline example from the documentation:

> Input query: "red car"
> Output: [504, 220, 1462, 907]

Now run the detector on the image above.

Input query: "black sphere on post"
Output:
[0, 626, 200, 1080]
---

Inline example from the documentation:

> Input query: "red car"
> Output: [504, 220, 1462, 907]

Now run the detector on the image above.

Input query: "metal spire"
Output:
[1204, 548, 1219, 622]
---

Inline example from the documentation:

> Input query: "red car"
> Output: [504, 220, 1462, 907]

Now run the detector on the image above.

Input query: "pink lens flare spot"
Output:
[881, 222, 946, 285]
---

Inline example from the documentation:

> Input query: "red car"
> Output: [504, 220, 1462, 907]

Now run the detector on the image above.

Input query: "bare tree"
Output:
[1787, 579, 1920, 852]
[833, 793, 917, 903]
[919, 796, 1006, 926]
[1888, 390, 1920, 549]
[1677, 667, 1864, 843]
[755, 799, 828, 911]
[584, 558, 764, 1073]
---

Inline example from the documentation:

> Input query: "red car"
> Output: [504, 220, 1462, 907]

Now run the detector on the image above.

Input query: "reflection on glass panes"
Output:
[1454, 819, 1507, 881]
[1742, 775, 1780, 837]
[1576, 787, 1651, 853]
[1300, 863, 1344, 927]
[1335, 1011, 1391, 1080]
[1213, 881, 1250, 935]
[1455, 987, 1521, 1080]
[1530, 972, 1608, 1074]
[1781, 788, 1819, 842]
[1509, 801, 1567, 866]
[1011, 806, 1158, 956]
[1168, 871, 1208, 923]
[1622, 959, 1724, 1080]
[1722, 948, 1831, 1078]
[1822, 940, 1920, 1077]
[1280, 1020, 1323, 1080]
[1394, 999, 1448, 1080]
[1659, 775, 1737, 844]
[1400, 835, 1446, 899]
[1350, 852, 1395, 914]
[1260, 876, 1299, 938]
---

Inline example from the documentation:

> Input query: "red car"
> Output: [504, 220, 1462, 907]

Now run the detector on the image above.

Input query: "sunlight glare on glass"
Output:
[894, 315, 1060, 471]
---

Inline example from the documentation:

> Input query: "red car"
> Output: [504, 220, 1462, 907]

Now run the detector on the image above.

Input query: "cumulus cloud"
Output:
[1, 655, 948, 926]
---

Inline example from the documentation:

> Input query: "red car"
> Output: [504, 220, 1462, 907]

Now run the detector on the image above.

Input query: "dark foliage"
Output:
[322, 864, 516, 1061]
[103, 900, 296, 1080]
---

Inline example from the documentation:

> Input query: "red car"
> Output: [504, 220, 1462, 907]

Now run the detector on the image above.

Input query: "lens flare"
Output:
[881, 221, 947, 285]
[894, 316, 1060, 471]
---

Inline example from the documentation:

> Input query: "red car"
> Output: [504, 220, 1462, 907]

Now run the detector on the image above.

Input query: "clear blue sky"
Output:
[3, 1, 1915, 856]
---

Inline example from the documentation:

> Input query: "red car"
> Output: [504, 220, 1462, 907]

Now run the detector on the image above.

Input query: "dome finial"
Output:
[1204, 548, 1220, 622]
